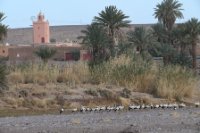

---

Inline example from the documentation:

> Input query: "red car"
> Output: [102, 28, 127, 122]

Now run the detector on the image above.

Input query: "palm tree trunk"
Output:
[110, 28, 115, 57]
[192, 40, 197, 71]
[180, 45, 186, 55]
[163, 56, 169, 66]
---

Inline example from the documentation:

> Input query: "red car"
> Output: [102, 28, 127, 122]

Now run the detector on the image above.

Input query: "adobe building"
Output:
[33, 12, 50, 44]
[0, 12, 92, 64]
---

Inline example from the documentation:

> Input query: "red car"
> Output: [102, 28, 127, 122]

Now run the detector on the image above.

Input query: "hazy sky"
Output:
[0, 0, 200, 28]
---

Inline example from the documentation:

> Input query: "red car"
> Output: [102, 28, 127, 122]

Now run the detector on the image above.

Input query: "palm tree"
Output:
[0, 12, 7, 42]
[35, 46, 56, 64]
[152, 23, 168, 43]
[172, 24, 190, 55]
[154, 0, 183, 32]
[185, 18, 200, 70]
[151, 23, 177, 65]
[127, 27, 157, 54]
[93, 5, 131, 55]
[0, 12, 8, 91]
[78, 23, 111, 65]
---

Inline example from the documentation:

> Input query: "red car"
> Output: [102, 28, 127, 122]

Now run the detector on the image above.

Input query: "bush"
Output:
[171, 53, 192, 68]
[8, 72, 23, 84]
[84, 89, 98, 96]
[18, 90, 28, 98]
[56, 95, 65, 106]
[120, 88, 131, 98]
[56, 74, 65, 83]
[35, 46, 56, 64]
[98, 89, 113, 98]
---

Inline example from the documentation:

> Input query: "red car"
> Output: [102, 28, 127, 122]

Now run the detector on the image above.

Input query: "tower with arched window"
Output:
[33, 12, 50, 44]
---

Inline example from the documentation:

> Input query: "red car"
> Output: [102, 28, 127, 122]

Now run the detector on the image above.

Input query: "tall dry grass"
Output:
[90, 54, 198, 100]
[90, 54, 156, 92]
[8, 62, 90, 86]
[155, 65, 198, 101]
[7, 55, 199, 101]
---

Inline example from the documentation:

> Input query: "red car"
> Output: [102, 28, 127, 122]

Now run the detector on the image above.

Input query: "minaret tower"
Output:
[33, 12, 50, 44]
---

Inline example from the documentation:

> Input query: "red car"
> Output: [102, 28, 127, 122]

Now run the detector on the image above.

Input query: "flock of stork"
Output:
[60, 102, 200, 114]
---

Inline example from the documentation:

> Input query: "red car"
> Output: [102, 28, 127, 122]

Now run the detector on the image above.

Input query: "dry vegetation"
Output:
[1, 55, 199, 111]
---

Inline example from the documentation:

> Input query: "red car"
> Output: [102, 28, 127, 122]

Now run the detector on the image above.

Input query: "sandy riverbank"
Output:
[0, 107, 199, 133]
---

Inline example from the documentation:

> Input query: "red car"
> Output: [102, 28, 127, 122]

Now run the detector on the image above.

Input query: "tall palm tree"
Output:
[172, 24, 190, 55]
[152, 23, 168, 43]
[0, 12, 8, 91]
[185, 18, 200, 70]
[0, 12, 7, 42]
[78, 23, 111, 64]
[127, 27, 157, 54]
[154, 0, 183, 32]
[152, 23, 177, 65]
[93, 5, 131, 55]
[35, 46, 56, 64]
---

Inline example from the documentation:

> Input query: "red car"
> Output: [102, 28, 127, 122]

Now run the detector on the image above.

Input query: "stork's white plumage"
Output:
[100, 106, 106, 111]
[80, 106, 86, 112]
[72, 108, 78, 113]
[154, 104, 159, 109]
[128, 105, 134, 110]
[168, 104, 173, 108]
[179, 103, 186, 108]
[163, 104, 168, 109]
[118, 105, 124, 110]
[173, 103, 178, 110]
[140, 104, 145, 109]
[195, 102, 200, 107]
[60, 108, 64, 114]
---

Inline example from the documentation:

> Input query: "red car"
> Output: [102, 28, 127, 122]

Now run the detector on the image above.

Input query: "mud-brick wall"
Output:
[51, 46, 82, 61]
[8, 46, 36, 63]
[0, 46, 9, 57]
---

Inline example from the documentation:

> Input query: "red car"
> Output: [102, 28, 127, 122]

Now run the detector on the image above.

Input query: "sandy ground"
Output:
[0, 107, 199, 133]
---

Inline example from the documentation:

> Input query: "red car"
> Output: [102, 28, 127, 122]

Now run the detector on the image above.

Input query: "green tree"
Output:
[152, 23, 192, 67]
[185, 18, 200, 70]
[93, 5, 131, 55]
[152, 23, 168, 43]
[127, 26, 157, 54]
[78, 23, 111, 66]
[35, 46, 56, 64]
[172, 24, 189, 54]
[154, 0, 183, 32]
[0, 12, 8, 42]
[0, 12, 8, 91]
[151, 24, 176, 65]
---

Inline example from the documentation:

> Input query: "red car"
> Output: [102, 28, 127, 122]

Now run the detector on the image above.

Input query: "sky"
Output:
[0, 0, 200, 28]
